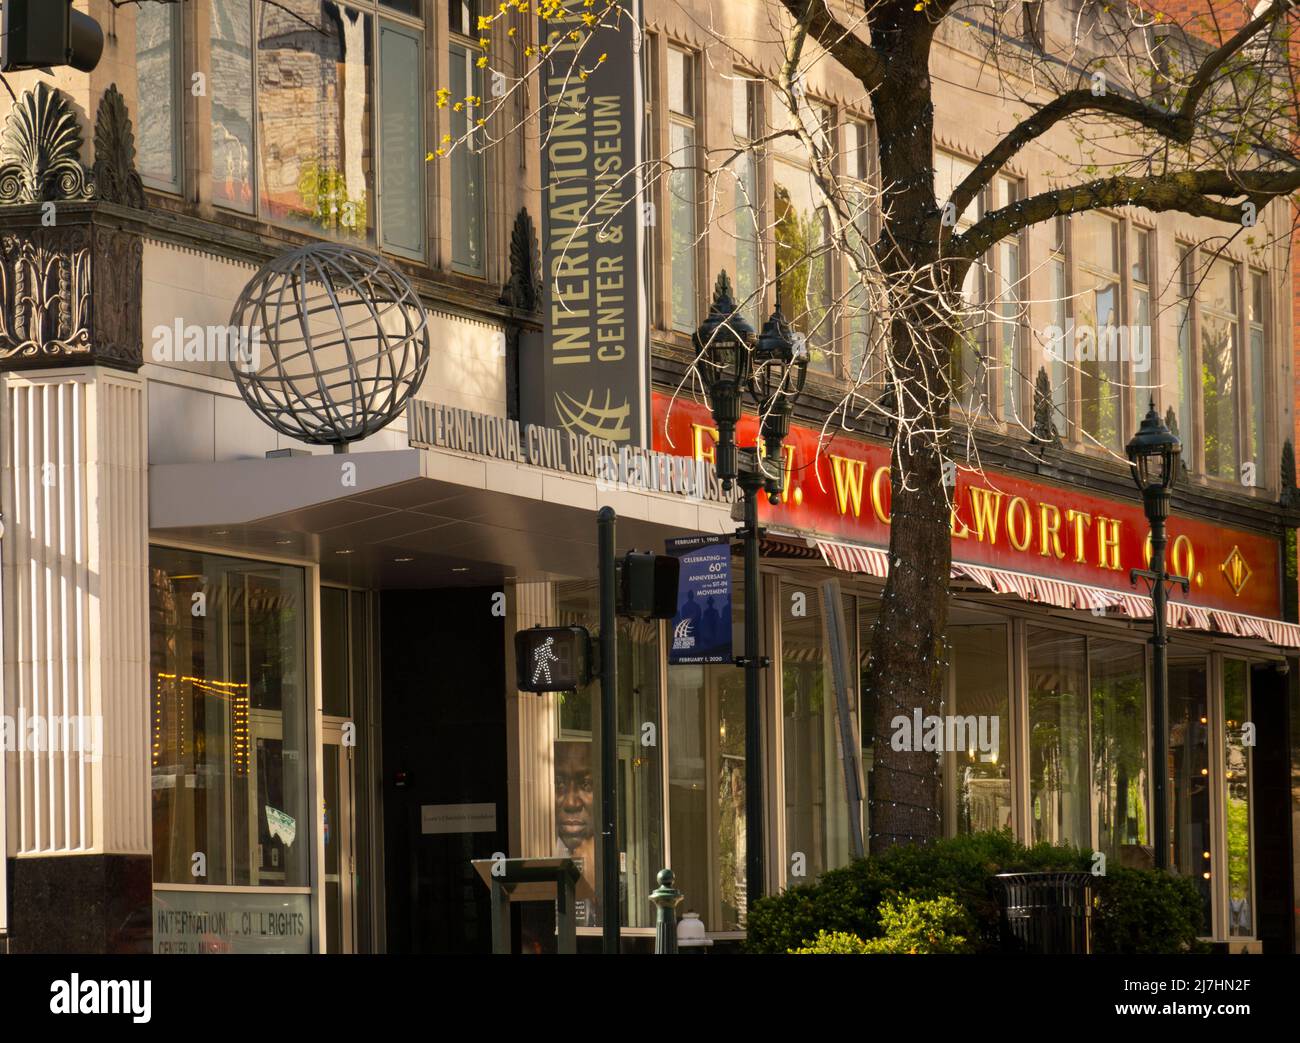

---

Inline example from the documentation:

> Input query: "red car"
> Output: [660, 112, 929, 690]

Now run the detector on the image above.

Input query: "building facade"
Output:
[0, 0, 1296, 953]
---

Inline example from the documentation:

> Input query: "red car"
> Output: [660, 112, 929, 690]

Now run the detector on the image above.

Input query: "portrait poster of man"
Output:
[553, 739, 599, 927]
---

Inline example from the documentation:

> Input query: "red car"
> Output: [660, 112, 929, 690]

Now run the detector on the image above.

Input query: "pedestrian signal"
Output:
[514, 626, 592, 693]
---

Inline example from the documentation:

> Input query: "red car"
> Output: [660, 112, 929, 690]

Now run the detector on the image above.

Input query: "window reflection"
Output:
[1027, 628, 1090, 847]
[150, 550, 308, 888]
[1168, 655, 1212, 934]
[1090, 639, 1147, 863]
[946, 625, 1012, 835]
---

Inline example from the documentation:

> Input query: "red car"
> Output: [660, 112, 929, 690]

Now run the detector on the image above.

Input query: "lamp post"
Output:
[1125, 401, 1187, 873]
[695, 272, 807, 910]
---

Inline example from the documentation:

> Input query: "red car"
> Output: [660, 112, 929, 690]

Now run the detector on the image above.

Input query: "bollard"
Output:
[649, 868, 684, 954]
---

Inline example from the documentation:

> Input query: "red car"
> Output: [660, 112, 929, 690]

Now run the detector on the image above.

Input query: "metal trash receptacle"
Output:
[995, 872, 1092, 954]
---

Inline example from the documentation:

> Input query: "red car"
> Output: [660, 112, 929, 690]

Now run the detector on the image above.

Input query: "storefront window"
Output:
[1224, 659, 1253, 936]
[668, 583, 746, 932]
[150, 548, 311, 953]
[1090, 639, 1147, 862]
[946, 625, 1011, 835]
[1027, 628, 1089, 848]
[555, 583, 663, 930]
[782, 585, 859, 883]
[1168, 654, 1212, 933]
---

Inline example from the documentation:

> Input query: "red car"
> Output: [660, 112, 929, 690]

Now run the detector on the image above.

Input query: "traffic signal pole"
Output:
[597, 506, 619, 954]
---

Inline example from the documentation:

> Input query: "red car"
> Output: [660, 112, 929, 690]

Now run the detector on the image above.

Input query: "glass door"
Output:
[321, 719, 355, 953]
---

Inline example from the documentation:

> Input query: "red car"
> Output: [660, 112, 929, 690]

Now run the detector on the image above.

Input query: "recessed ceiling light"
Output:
[394, 557, 414, 563]
[452, 567, 469, 573]
[212, 530, 230, 536]
[274, 539, 292, 546]
[335, 549, 353, 555]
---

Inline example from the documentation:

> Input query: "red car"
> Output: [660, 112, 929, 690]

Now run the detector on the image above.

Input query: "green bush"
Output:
[789, 897, 975, 954]
[789, 930, 871, 954]
[746, 830, 1088, 955]
[1092, 865, 1209, 954]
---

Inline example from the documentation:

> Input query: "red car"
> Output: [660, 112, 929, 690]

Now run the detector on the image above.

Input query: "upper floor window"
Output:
[774, 99, 833, 375]
[731, 75, 763, 329]
[934, 150, 981, 410]
[667, 46, 699, 334]
[1246, 270, 1268, 480]
[208, 1, 425, 258]
[449, 0, 485, 272]
[135, 0, 183, 192]
[1130, 226, 1153, 430]
[1073, 211, 1122, 453]
[845, 119, 876, 386]
[1198, 253, 1241, 483]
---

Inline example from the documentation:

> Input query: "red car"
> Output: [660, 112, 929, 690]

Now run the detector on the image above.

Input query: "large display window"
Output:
[667, 579, 747, 932]
[554, 582, 664, 930]
[149, 548, 311, 953]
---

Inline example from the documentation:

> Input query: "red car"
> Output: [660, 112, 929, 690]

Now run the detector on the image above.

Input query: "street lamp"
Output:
[752, 305, 809, 503]
[1126, 400, 1187, 873]
[695, 272, 807, 912]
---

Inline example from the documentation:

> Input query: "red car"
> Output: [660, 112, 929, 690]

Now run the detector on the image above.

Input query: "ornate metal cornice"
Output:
[0, 82, 95, 205]
[92, 84, 146, 209]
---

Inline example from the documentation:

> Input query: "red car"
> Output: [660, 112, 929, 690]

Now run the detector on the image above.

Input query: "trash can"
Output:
[995, 872, 1092, 954]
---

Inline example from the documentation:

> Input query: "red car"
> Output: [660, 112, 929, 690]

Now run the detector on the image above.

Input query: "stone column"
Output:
[0, 72, 151, 949]
[2, 367, 150, 953]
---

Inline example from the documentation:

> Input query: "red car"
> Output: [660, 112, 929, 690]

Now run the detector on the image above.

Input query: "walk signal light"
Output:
[515, 626, 591, 693]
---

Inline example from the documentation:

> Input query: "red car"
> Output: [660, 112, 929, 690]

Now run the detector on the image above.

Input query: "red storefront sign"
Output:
[652, 392, 1281, 618]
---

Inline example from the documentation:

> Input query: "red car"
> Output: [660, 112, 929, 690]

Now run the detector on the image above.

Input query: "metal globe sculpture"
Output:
[229, 242, 430, 449]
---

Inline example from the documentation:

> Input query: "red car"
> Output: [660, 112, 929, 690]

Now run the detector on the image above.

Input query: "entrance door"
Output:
[322, 719, 355, 953]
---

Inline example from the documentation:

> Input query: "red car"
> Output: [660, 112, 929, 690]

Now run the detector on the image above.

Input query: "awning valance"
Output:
[813, 538, 1300, 650]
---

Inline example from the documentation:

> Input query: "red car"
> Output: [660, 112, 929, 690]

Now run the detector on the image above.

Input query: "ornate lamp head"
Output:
[694, 271, 755, 487]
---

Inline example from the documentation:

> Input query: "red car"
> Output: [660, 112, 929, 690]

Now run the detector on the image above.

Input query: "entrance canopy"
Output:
[149, 447, 733, 587]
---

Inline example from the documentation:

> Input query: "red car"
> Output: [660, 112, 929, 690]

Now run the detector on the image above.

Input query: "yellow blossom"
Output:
[508, 26, 517, 35]
[477, 15, 491, 28]
[568, 30, 581, 40]
[435, 87, 451, 108]
[425, 151, 434, 161]
[476, 117, 486, 126]
[435, 148, 446, 157]
[582, 13, 595, 25]
[454, 101, 465, 111]
[476, 56, 488, 67]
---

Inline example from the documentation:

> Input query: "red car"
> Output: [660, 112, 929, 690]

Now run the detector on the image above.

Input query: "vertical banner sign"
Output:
[667, 537, 733, 665]
[537, 0, 648, 447]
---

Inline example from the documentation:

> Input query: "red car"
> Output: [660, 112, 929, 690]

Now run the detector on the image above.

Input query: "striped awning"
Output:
[813, 538, 1300, 649]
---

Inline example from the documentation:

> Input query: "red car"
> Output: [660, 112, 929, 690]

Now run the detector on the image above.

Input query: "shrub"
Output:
[789, 930, 871, 954]
[745, 830, 1088, 955]
[1092, 866, 1209, 954]
[860, 895, 975, 953]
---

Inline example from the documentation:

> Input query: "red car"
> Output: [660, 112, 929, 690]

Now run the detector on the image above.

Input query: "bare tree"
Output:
[94, 0, 1296, 854]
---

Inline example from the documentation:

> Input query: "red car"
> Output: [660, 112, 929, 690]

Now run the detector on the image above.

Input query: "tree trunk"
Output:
[864, 20, 955, 853]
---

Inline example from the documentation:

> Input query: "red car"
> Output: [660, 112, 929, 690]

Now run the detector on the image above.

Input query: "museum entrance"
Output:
[379, 586, 510, 954]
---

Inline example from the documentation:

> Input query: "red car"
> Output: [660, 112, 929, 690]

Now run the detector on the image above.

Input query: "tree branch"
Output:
[776, 0, 887, 90]
[947, 0, 1297, 220]
[954, 168, 1300, 259]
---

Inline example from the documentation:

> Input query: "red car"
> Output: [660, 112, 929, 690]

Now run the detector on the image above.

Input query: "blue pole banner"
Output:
[666, 537, 733, 665]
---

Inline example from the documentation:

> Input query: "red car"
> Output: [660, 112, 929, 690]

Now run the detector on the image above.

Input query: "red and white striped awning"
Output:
[813, 538, 1300, 649]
